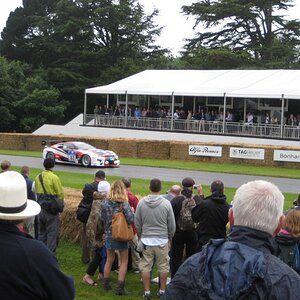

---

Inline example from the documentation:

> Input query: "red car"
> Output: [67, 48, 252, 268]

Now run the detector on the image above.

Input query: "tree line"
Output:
[0, 0, 300, 132]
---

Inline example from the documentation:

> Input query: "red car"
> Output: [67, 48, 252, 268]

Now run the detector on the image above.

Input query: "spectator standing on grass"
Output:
[101, 180, 134, 295]
[77, 170, 106, 264]
[0, 160, 11, 172]
[164, 180, 300, 300]
[135, 178, 176, 299]
[20, 166, 37, 238]
[122, 177, 140, 273]
[82, 181, 111, 286]
[169, 178, 200, 278]
[275, 209, 300, 273]
[163, 185, 181, 201]
[0, 171, 75, 300]
[34, 158, 64, 252]
[192, 180, 229, 252]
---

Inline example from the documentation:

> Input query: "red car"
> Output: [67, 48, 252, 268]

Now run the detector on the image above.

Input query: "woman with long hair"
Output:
[101, 180, 134, 295]
[275, 209, 300, 273]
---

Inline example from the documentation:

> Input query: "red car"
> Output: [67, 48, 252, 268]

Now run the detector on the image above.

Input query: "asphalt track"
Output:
[1, 154, 299, 194]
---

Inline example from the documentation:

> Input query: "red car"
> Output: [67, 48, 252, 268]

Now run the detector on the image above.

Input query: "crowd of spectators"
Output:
[93, 104, 300, 127]
[2, 158, 300, 299]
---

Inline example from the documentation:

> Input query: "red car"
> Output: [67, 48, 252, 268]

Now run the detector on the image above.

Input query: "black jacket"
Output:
[0, 223, 75, 300]
[81, 181, 99, 206]
[163, 226, 300, 300]
[192, 191, 229, 244]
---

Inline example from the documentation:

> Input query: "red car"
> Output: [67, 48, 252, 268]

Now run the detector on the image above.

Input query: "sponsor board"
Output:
[230, 147, 265, 160]
[189, 145, 222, 157]
[274, 150, 300, 162]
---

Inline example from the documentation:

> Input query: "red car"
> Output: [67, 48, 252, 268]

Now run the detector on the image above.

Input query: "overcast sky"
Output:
[0, 0, 299, 55]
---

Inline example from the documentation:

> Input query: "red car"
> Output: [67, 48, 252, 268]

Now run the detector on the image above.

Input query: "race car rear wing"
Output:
[41, 140, 67, 146]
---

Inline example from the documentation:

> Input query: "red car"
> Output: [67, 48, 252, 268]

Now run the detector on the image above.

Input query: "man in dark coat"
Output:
[192, 180, 229, 251]
[163, 180, 300, 300]
[0, 171, 75, 300]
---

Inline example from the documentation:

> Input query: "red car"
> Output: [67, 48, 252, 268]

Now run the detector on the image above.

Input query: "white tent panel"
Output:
[228, 70, 300, 98]
[85, 69, 300, 100]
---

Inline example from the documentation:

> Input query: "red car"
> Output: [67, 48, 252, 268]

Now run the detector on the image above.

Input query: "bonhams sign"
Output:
[189, 145, 222, 157]
[274, 150, 300, 163]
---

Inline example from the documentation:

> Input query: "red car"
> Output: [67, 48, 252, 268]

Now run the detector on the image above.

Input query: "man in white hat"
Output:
[0, 171, 75, 299]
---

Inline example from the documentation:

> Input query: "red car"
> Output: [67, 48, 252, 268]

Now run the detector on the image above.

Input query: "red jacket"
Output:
[128, 191, 139, 234]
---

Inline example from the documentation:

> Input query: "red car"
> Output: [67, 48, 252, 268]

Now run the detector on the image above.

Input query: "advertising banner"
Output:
[274, 150, 300, 162]
[230, 147, 265, 160]
[189, 145, 222, 157]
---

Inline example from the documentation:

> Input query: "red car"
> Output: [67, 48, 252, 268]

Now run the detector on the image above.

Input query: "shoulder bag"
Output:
[112, 203, 134, 242]
[37, 174, 64, 215]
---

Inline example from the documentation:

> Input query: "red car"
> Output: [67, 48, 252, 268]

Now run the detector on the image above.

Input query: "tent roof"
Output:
[85, 69, 300, 99]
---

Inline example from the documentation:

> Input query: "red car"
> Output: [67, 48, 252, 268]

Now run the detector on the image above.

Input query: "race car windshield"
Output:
[74, 142, 96, 150]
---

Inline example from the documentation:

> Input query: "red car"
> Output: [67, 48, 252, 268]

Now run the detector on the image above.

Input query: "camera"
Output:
[193, 185, 199, 189]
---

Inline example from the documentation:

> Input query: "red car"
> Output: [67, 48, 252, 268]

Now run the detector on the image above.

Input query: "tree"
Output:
[80, 0, 165, 82]
[0, 0, 165, 120]
[0, 56, 67, 132]
[179, 47, 253, 69]
[182, 0, 300, 67]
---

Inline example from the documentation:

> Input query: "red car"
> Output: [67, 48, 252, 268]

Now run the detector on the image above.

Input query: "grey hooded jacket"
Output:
[135, 194, 176, 240]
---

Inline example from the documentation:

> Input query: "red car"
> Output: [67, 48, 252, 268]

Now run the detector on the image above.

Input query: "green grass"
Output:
[0, 149, 41, 158]
[1, 149, 300, 179]
[57, 240, 157, 300]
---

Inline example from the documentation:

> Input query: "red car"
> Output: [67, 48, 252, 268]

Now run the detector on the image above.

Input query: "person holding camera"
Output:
[169, 177, 203, 278]
[192, 180, 229, 252]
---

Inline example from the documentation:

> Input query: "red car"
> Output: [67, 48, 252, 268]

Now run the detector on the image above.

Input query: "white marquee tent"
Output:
[85, 69, 300, 99]
[83, 69, 300, 134]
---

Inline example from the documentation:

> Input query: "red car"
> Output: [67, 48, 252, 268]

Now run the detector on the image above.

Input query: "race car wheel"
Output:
[81, 155, 91, 167]
[46, 152, 55, 160]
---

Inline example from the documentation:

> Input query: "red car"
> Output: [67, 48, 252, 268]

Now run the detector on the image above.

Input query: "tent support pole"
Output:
[171, 92, 175, 131]
[243, 98, 247, 122]
[222, 93, 226, 134]
[106, 94, 109, 108]
[280, 95, 285, 138]
[125, 91, 128, 127]
[83, 92, 87, 125]
[193, 96, 196, 113]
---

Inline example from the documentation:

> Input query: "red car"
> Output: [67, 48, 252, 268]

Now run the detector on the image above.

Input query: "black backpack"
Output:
[276, 234, 300, 273]
[76, 182, 98, 223]
[177, 196, 196, 231]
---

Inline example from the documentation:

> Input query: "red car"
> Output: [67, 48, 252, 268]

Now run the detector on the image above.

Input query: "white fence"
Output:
[85, 114, 300, 140]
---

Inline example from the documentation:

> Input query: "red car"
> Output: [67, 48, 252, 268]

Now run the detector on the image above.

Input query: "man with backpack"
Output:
[77, 170, 106, 263]
[192, 180, 229, 251]
[170, 177, 203, 278]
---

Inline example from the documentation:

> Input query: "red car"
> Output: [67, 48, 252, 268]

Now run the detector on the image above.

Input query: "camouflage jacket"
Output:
[86, 192, 106, 249]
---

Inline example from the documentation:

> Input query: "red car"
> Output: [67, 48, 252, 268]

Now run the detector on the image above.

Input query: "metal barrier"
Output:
[85, 114, 300, 140]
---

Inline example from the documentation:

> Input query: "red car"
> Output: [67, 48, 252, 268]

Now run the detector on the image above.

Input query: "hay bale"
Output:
[59, 187, 83, 243]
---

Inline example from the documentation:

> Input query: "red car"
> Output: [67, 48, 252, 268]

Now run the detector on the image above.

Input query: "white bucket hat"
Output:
[98, 181, 111, 193]
[0, 171, 41, 220]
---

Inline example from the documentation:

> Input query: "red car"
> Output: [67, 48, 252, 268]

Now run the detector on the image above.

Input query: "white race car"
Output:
[42, 141, 120, 167]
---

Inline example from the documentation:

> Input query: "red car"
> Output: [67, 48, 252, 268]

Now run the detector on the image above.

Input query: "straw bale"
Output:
[59, 187, 83, 243]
